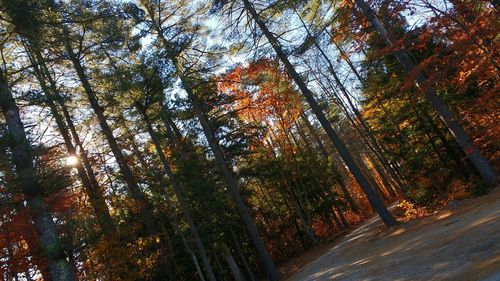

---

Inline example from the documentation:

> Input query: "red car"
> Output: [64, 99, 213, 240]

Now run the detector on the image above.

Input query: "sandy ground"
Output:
[286, 187, 500, 281]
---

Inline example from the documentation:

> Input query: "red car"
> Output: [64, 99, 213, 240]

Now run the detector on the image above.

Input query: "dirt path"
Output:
[287, 187, 500, 281]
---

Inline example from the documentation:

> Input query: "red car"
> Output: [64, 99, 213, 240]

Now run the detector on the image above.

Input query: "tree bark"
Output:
[230, 228, 258, 281]
[0, 69, 75, 281]
[0, 144, 52, 281]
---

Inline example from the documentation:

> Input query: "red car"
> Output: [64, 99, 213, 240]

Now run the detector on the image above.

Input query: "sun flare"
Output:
[66, 155, 79, 166]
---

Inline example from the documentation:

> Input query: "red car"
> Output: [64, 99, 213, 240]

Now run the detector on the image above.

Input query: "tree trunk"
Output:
[230, 229, 258, 281]
[365, 154, 397, 197]
[272, 125, 316, 243]
[294, 14, 405, 193]
[331, 40, 407, 149]
[27, 47, 116, 236]
[140, 107, 217, 281]
[420, 108, 470, 177]
[152, 162, 207, 281]
[0, 69, 75, 281]
[243, 0, 397, 226]
[355, 0, 498, 184]
[182, 81, 280, 280]
[147, 15, 280, 277]
[331, 40, 409, 180]
[222, 244, 246, 281]
[60, 25, 158, 235]
[0, 145, 52, 281]
[299, 113, 360, 212]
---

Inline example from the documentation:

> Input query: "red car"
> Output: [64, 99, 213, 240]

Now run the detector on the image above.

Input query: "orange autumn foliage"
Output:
[409, 1, 499, 93]
[218, 59, 303, 147]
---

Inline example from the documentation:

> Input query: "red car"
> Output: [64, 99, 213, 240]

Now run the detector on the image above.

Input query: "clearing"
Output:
[285, 187, 500, 281]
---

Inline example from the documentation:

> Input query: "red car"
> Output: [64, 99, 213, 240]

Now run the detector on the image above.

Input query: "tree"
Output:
[236, 0, 397, 226]
[0, 68, 75, 281]
[354, 0, 498, 185]
[131, 62, 217, 281]
[0, 0, 497, 278]
[134, 1, 281, 279]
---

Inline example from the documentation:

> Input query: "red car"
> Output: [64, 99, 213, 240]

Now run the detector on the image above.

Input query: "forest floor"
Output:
[282, 186, 500, 281]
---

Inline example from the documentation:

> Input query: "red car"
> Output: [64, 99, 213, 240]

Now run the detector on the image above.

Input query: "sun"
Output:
[66, 155, 79, 166]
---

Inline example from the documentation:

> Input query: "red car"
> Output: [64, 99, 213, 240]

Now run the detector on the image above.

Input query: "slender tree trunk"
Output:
[276, 127, 316, 243]
[139, 106, 217, 281]
[315, 64, 406, 200]
[331, 39, 408, 149]
[290, 125, 352, 233]
[254, 173, 296, 247]
[355, 0, 498, 184]
[294, 120, 351, 209]
[328, 205, 344, 231]
[60, 26, 158, 235]
[160, 105, 183, 142]
[243, 0, 396, 226]
[147, 16, 280, 277]
[420, 108, 470, 177]
[183, 84, 280, 280]
[299, 113, 359, 212]
[365, 153, 397, 197]
[230, 229, 258, 281]
[162, 177, 207, 281]
[266, 129, 316, 243]
[191, 250, 207, 281]
[153, 165, 207, 281]
[333, 203, 349, 229]
[27, 47, 116, 236]
[222, 244, 246, 281]
[300, 112, 329, 158]
[0, 69, 75, 281]
[356, 157, 389, 201]
[331, 41, 409, 180]
[295, 15, 405, 192]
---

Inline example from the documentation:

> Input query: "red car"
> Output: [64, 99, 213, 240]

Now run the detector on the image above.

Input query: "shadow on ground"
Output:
[287, 187, 500, 281]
